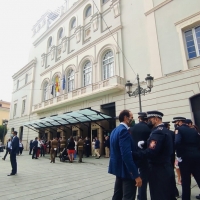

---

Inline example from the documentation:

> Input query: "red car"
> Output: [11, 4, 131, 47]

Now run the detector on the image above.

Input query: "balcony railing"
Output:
[32, 75, 125, 113]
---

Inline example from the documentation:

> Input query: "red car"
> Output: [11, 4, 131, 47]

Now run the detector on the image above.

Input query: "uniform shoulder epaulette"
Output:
[157, 127, 163, 131]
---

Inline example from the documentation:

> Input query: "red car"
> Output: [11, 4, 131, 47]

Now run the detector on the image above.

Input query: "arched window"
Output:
[71, 18, 76, 29]
[102, 51, 114, 80]
[43, 82, 49, 101]
[83, 61, 92, 86]
[48, 37, 52, 48]
[67, 69, 74, 92]
[85, 6, 92, 18]
[58, 28, 63, 39]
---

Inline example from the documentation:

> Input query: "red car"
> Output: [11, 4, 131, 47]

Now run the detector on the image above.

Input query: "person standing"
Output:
[91, 139, 96, 156]
[133, 111, 174, 200]
[32, 137, 38, 159]
[174, 117, 200, 200]
[130, 112, 151, 200]
[2, 139, 11, 160]
[19, 140, 24, 155]
[77, 138, 84, 163]
[29, 140, 33, 155]
[50, 137, 58, 163]
[8, 131, 19, 176]
[84, 137, 90, 157]
[109, 110, 142, 200]
[40, 140, 45, 157]
[67, 137, 75, 163]
[95, 137, 101, 159]
[104, 136, 110, 158]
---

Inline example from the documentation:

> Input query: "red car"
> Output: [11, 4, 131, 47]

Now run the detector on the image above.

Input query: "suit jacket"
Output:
[108, 124, 139, 180]
[32, 140, 38, 149]
[11, 136, 19, 154]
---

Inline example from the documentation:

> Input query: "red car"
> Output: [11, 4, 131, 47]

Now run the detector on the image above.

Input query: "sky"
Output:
[0, 0, 65, 102]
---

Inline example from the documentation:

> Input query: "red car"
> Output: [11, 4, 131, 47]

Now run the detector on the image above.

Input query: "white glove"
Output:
[177, 157, 182, 162]
[138, 141, 145, 149]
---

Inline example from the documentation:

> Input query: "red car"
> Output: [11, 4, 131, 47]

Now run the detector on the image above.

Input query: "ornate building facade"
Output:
[8, 0, 200, 151]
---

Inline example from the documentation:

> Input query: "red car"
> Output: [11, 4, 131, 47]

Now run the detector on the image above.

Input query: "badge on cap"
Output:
[149, 140, 157, 149]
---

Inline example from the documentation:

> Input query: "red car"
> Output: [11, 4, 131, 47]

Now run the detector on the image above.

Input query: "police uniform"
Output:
[77, 139, 84, 162]
[133, 111, 174, 200]
[130, 112, 151, 200]
[50, 139, 58, 163]
[175, 118, 200, 200]
[163, 121, 180, 198]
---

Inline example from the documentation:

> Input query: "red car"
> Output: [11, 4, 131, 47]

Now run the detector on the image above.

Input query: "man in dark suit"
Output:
[8, 131, 19, 176]
[32, 137, 38, 159]
[108, 109, 142, 200]
[130, 112, 151, 200]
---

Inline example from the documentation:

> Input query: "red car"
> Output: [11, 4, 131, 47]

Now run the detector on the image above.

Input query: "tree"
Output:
[0, 125, 8, 143]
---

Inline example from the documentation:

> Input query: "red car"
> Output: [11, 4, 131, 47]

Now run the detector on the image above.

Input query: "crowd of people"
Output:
[28, 135, 110, 163]
[108, 110, 200, 200]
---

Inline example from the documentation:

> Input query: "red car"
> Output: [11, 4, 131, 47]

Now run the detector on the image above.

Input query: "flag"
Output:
[51, 83, 54, 95]
[62, 75, 66, 90]
[55, 76, 60, 92]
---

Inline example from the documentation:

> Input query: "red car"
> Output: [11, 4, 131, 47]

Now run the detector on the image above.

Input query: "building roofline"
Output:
[12, 58, 37, 80]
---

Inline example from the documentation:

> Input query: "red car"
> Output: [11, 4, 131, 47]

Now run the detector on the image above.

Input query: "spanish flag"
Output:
[55, 76, 60, 95]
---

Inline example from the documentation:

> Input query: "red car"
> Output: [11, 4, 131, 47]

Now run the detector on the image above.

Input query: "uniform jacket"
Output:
[175, 124, 200, 159]
[11, 136, 19, 154]
[133, 124, 173, 165]
[51, 139, 58, 149]
[108, 124, 139, 180]
[77, 140, 84, 150]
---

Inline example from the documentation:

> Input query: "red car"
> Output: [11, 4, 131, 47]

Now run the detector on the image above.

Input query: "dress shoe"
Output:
[2, 158, 5, 160]
[196, 194, 200, 199]
[7, 173, 15, 176]
[50, 161, 52, 163]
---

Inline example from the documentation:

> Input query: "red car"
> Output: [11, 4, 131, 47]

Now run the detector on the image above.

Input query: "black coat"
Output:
[11, 136, 19, 154]
[130, 121, 151, 148]
[32, 140, 38, 149]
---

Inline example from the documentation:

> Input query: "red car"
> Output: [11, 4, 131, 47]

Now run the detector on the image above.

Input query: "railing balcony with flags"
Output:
[32, 75, 125, 113]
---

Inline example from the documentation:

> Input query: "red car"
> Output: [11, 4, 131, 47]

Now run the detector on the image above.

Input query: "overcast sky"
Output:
[0, 0, 64, 102]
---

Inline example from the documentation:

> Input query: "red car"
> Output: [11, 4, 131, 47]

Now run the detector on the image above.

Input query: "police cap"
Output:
[147, 111, 164, 119]
[138, 112, 147, 119]
[185, 119, 192, 124]
[172, 117, 186, 123]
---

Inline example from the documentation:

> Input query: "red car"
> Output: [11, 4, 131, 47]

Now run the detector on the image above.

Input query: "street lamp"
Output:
[125, 74, 154, 112]
[2, 120, 8, 145]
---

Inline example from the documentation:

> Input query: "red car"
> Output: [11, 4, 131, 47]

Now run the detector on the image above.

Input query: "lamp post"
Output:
[2, 120, 8, 145]
[125, 74, 154, 112]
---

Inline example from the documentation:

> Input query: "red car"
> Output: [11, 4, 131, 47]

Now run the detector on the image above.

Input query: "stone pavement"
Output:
[0, 151, 199, 200]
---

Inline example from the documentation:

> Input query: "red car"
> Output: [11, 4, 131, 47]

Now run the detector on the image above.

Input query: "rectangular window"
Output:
[25, 74, 28, 84]
[13, 104, 17, 117]
[185, 26, 200, 59]
[22, 100, 26, 114]
[17, 80, 19, 89]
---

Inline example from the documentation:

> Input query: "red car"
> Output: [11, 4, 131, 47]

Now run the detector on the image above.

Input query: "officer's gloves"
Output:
[177, 157, 182, 162]
[138, 141, 145, 149]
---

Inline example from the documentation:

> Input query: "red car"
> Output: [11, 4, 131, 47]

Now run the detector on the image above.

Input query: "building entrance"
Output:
[190, 94, 200, 128]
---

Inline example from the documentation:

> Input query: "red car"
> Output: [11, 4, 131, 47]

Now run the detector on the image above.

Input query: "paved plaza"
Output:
[0, 151, 199, 200]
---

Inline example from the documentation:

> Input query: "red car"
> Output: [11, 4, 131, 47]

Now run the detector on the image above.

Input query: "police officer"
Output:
[130, 112, 151, 200]
[77, 138, 84, 163]
[175, 117, 200, 200]
[50, 137, 58, 163]
[163, 121, 180, 198]
[133, 111, 174, 200]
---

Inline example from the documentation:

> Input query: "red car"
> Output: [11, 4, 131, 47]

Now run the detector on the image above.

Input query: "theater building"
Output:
[8, 0, 200, 151]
